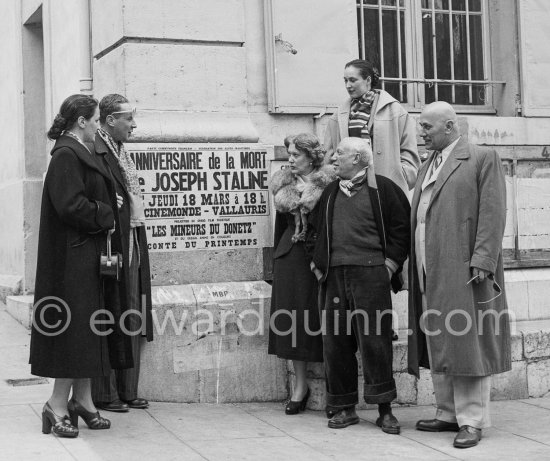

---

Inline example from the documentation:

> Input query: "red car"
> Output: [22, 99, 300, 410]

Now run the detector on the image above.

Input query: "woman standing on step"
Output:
[323, 58, 419, 194]
[29, 94, 132, 437]
[268, 133, 335, 414]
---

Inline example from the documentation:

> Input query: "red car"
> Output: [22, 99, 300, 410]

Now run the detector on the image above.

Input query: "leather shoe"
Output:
[416, 418, 460, 432]
[95, 399, 129, 412]
[122, 398, 149, 409]
[453, 425, 482, 448]
[328, 407, 359, 429]
[376, 412, 400, 434]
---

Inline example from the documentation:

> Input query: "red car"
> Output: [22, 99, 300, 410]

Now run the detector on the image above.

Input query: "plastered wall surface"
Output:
[0, 2, 25, 278]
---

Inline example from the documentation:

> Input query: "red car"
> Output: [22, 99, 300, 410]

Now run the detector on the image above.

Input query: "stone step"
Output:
[389, 268, 550, 325]
[6, 295, 33, 329]
[8, 274, 550, 406]
[10, 267, 549, 331]
[289, 319, 550, 411]
[0, 274, 22, 303]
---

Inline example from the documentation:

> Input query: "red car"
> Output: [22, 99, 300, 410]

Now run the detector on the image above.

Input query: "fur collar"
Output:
[271, 165, 336, 214]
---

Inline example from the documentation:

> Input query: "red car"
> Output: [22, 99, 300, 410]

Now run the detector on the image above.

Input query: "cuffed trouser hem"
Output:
[364, 379, 397, 404]
[327, 391, 358, 409]
[435, 408, 490, 429]
[435, 408, 458, 423]
[431, 374, 492, 429]
[457, 417, 488, 429]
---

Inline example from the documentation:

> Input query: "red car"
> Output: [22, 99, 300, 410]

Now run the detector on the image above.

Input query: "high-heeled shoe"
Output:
[42, 402, 79, 438]
[68, 399, 111, 430]
[285, 388, 310, 415]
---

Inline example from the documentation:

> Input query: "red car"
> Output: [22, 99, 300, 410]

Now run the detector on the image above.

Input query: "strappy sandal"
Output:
[68, 399, 111, 429]
[42, 402, 79, 438]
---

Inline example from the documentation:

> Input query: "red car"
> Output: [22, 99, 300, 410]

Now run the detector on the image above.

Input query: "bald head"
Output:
[423, 101, 458, 124]
[419, 101, 460, 152]
[331, 137, 373, 179]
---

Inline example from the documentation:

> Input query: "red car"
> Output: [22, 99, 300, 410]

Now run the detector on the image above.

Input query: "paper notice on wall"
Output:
[126, 143, 274, 252]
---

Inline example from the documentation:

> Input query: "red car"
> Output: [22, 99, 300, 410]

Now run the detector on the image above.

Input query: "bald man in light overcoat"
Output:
[408, 102, 511, 449]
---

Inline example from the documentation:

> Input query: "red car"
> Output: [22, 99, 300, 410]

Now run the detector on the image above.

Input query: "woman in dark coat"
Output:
[29, 94, 127, 437]
[268, 133, 335, 414]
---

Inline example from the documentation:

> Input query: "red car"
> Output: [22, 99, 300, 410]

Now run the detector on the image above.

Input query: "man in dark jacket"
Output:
[312, 137, 410, 433]
[90, 94, 153, 412]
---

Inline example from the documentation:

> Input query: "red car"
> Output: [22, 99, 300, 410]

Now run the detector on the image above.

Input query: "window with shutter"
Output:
[264, 0, 357, 114]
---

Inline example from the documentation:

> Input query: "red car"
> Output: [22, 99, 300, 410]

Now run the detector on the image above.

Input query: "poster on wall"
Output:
[126, 143, 274, 252]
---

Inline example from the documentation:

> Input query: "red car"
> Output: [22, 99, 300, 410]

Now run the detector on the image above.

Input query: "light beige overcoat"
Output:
[323, 90, 420, 193]
[407, 137, 511, 377]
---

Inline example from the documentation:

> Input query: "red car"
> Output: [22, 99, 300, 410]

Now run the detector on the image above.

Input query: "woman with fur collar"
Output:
[268, 133, 336, 415]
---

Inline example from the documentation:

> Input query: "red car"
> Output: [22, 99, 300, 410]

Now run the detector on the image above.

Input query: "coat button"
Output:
[377, 150, 382, 155]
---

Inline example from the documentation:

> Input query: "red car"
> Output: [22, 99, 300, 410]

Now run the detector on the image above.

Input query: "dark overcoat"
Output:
[268, 211, 323, 361]
[267, 166, 335, 362]
[90, 136, 153, 342]
[30, 135, 133, 378]
[407, 138, 511, 377]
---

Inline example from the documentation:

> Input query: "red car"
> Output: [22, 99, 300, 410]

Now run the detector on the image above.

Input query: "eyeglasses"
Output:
[110, 107, 137, 116]
[466, 273, 502, 304]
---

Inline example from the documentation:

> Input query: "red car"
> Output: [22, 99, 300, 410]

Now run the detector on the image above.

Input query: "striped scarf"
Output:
[339, 167, 369, 197]
[348, 90, 377, 139]
[97, 128, 145, 265]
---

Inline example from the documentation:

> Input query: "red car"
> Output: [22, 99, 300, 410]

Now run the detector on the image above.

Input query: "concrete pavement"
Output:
[2, 305, 550, 460]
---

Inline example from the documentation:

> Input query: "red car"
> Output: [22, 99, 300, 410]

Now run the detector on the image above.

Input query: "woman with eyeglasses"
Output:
[29, 94, 133, 438]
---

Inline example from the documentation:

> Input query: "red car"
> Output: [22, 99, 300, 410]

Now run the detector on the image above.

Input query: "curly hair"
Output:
[345, 59, 380, 88]
[287, 133, 326, 168]
[47, 94, 98, 140]
[283, 134, 295, 149]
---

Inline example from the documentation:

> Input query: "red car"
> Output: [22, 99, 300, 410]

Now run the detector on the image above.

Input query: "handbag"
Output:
[99, 231, 122, 280]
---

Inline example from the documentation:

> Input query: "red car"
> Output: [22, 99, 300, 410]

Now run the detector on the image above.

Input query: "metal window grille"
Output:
[357, 0, 408, 102]
[357, 0, 501, 108]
